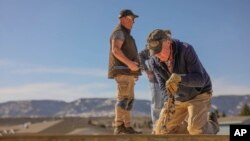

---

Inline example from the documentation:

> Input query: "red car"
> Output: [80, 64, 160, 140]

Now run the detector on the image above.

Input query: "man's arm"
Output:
[149, 58, 167, 94]
[139, 49, 156, 80]
[180, 45, 206, 87]
[138, 49, 150, 71]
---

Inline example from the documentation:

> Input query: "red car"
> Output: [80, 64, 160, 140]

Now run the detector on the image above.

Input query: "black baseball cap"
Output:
[147, 29, 170, 56]
[118, 9, 139, 18]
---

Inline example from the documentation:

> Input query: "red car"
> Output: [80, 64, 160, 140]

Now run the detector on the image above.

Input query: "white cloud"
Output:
[212, 78, 250, 96]
[0, 59, 30, 68]
[0, 81, 151, 103]
[0, 78, 249, 103]
[0, 59, 249, 103]
[0, 59, 16, 67]
[0, 82, 114, 103]
[0, 59, 106, 77]
[12, 67, 106, 77]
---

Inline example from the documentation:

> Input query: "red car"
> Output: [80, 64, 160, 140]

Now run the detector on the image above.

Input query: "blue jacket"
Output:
[138, 48, 158, 83]
[149, 39, 212, 102]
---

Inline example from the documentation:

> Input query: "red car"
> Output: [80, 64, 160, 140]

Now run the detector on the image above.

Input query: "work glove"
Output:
[165, 73, 182, 95]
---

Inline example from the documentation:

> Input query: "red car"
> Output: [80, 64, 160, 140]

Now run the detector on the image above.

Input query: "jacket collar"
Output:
[172, 39, 179, 59]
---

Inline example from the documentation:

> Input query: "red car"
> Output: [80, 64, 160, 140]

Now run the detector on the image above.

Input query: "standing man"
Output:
[138, 30, 171, 132]
[108, 9, 142, 134]
[146, 29, 219, 134]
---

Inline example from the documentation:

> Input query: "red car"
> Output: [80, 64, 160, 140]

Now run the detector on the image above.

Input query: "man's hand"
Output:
[146, 70, 154, 81]
[166, 73, 181, 95]
[128, 61, 139, 72]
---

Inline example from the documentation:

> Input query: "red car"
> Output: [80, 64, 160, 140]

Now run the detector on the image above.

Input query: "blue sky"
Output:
[0, 0, 250, 103]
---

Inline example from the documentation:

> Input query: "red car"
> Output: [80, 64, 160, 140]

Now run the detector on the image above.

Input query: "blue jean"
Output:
[149, 82, 166, 128]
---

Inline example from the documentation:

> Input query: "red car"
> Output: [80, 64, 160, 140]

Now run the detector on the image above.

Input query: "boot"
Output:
[208, 112, 220, 134]
[125, 126, 142, 134]
[209, 112, 218, 125]
[114, 123, 127, 135]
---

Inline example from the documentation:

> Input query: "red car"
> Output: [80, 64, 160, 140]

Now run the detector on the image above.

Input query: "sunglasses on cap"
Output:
[125, 15, 135, 22]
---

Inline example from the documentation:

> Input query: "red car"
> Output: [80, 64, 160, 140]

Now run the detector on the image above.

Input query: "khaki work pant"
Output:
[166, 92, 219, 134]
[114, 75, 136, 128]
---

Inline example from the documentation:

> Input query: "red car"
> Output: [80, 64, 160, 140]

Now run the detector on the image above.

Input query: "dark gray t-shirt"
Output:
[111, 30, 125, 41]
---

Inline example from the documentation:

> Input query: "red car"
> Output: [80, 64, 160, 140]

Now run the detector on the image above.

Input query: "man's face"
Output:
[155, 40, 171, 62]
[121, 15, 135, 29]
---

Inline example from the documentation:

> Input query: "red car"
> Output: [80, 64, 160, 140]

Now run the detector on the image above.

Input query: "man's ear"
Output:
[166, 40, 171, 45]
[162, 40, 169, 47]
[120, 17, 126, 23]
